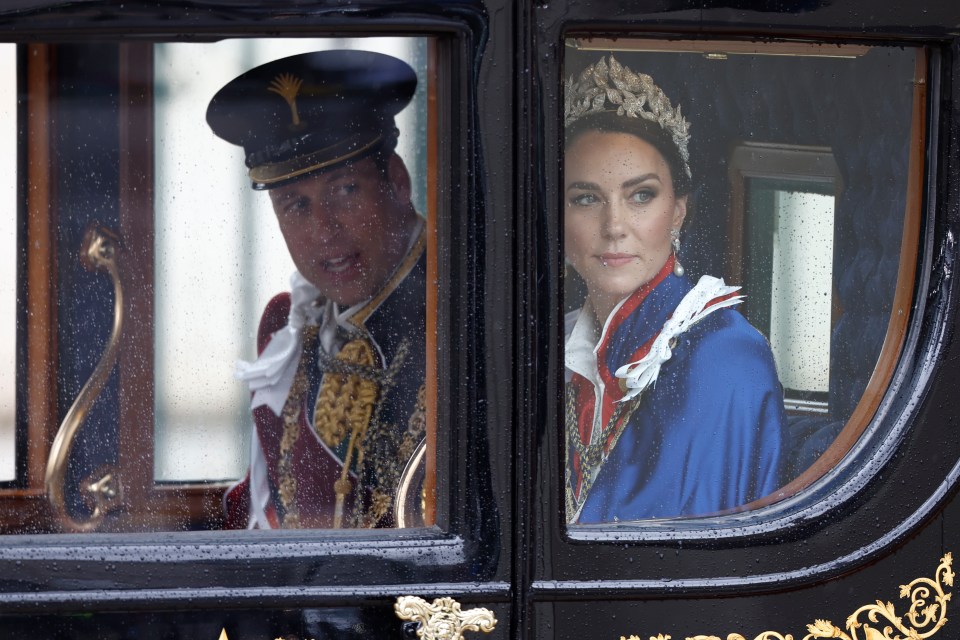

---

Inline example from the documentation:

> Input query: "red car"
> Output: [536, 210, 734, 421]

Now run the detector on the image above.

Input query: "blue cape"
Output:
[576, 273, 787, 524]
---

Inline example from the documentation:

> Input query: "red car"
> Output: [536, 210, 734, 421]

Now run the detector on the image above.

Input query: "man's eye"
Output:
[285, 198, 310, 214]
[569, 192, 600, 207]
[335, 182, 360, 197]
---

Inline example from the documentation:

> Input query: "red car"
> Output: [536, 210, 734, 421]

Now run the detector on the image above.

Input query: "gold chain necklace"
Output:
[565, 382, 641, 523]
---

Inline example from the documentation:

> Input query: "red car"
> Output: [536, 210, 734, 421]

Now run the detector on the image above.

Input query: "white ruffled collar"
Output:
[615, 275, 743, 401]
[233, 271, 326, 415]
[563, 275, 743, 402]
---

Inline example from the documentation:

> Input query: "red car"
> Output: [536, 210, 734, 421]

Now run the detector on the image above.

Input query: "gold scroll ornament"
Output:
[395, 596, 497, 640]
[622, 553, 953, 640]
[44, 224, 125, 532]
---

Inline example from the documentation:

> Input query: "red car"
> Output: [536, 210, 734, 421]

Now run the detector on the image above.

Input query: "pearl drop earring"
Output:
[670, 228, 684, 277]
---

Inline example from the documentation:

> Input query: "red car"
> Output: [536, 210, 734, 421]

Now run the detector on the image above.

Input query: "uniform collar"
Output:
[237, 216, 425, 414]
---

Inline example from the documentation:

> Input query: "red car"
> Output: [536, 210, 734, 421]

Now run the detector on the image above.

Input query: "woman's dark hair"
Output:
[565, 111, 692, 198]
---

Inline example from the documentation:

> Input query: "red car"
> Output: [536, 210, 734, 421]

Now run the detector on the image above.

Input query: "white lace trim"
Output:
[614, 275, 743, 401]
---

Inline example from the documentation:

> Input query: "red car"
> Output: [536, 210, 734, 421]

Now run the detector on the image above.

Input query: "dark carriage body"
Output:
[0, 1, 957, 639]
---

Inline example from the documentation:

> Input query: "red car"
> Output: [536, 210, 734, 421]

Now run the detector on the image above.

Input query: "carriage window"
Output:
[563, 39, 923, 527]
[5, 37, 439, 533]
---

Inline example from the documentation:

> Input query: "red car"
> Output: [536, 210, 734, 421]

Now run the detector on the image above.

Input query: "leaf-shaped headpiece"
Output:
[564, 55, 691, 179]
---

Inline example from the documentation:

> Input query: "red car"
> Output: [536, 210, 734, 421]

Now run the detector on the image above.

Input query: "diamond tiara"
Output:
[564, 55, 692, 179]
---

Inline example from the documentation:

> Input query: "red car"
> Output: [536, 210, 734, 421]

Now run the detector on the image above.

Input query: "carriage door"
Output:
[0, 2, 519, 638]
[526, 1, 960, 639]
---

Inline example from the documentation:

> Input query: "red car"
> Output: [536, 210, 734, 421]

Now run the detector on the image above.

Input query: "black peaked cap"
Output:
[207, 49, 417, 190]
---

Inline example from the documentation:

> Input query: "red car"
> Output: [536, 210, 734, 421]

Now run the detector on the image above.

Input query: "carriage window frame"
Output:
[558, 36, 928, 541]
[0, 33, 472, 542]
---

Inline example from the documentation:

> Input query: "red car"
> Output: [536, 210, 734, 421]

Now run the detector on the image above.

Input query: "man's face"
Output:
[268, 154, 417, 306]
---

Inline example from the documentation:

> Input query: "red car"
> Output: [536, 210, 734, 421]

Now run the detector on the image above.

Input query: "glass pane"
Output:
[153, 38, 428, 485]
[0, 43, 15, 483]
[10, 37, 436, 533]
[151, 38, 431, 529]
[563, 40, 921, 526]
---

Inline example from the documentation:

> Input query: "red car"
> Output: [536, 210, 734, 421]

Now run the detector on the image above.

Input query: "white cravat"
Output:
[234, 271, 326, 415]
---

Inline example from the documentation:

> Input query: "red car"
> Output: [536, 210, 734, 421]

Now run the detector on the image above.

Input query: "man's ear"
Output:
[387, 153, 412, 204]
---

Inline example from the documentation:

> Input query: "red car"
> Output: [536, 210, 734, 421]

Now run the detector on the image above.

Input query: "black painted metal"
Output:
[2, 1, 960, 639]
[0, 0, 516, 629]
[526, 0, 960, 637]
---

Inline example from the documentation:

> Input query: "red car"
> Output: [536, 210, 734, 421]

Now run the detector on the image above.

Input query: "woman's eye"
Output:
[629, 189, 655, 204]
[569, 192, 600, 207]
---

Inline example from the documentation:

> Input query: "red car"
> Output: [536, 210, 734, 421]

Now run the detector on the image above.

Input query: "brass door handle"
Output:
[395, 596, 497, 640]
[396, 437, 426, 528]
[44, 223, 125, 532]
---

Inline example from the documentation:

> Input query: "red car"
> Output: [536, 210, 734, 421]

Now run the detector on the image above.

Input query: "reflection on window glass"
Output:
[0, 44, 15, 482]
[563, 40, 921, 526]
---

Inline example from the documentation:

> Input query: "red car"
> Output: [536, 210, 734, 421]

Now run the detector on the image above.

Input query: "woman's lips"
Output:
[599, 253, 637, 268]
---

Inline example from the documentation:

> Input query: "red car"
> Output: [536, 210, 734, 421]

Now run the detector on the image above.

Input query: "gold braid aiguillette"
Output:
[314, 336, 380, 528]
[313, 338, 380, 451]
[276, 324, 319, 528]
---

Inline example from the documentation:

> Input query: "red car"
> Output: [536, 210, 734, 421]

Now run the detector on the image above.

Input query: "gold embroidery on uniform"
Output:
[267, 319, 420, 529]
[398, 384, 427, 464]
[274, 316, 424, 529]
[313, 336, 382, 528]
[351, 352, 422, 529]
[369, 489, 393, 521]
[276, 324, 319, 529]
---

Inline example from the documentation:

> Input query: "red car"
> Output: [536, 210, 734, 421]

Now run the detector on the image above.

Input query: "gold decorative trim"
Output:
[314, 337, 379, 450]
[313, 336, 379, 529]
[250, 134, 384, 186]
[350, 225, 426, 327]
[621, 553, 954, 640]
[395, 596, 497, 640]
[267, 73, 303, 126]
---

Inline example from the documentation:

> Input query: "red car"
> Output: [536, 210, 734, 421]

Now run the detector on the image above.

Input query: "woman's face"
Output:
[564, 130, 688, 319]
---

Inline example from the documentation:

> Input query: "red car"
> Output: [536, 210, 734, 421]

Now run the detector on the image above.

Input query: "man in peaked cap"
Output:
[208, 50, 427, 529]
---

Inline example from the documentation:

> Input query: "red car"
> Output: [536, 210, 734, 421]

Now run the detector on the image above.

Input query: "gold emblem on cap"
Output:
[268, 72, 304, 127]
